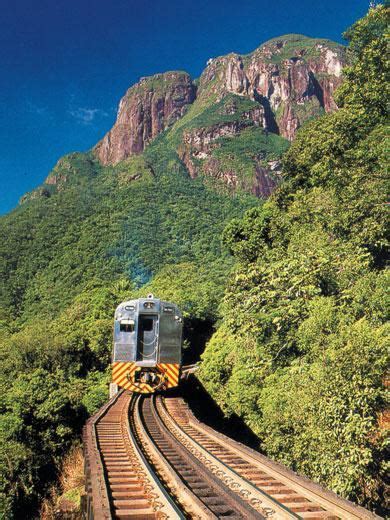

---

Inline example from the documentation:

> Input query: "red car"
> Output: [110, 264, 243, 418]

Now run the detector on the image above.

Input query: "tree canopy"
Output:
[200, 5, 389, 513]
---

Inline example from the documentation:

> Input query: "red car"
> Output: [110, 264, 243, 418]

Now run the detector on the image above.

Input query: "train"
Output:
[110, 294, 183, 394]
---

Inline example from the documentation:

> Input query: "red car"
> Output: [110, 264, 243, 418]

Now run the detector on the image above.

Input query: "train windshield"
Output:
[120, 320, 135, 332]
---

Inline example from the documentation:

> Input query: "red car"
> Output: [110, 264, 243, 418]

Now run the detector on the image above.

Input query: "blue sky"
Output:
[0, 0, 369, 214]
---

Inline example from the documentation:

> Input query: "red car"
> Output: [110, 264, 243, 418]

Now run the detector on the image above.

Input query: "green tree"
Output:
[200, 5, 389, 512]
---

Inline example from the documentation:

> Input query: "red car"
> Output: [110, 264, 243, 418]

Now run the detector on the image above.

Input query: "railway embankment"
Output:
[83, 389, 381, 519]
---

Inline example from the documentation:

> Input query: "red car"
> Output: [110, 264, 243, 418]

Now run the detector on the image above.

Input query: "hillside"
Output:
[200, 6, 389, 514]
[0, 12, 387, 518]
[2, 33, 346, 327]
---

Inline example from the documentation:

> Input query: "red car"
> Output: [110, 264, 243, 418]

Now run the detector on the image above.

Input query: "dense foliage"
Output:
[0, 128, 258, 515]
[200, 5, 389, 513]
[0, 6, 387, 517]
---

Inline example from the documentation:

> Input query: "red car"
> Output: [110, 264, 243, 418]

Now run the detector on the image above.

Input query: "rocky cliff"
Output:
[197, 34, 345, 139]
[91, 35, 345, 196]
[95, 71, 196, 165]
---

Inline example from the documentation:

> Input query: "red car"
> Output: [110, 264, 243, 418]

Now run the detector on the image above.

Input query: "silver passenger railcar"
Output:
[111, 294, 183, 393]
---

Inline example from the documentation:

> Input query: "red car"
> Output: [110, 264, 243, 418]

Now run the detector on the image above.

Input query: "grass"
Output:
[127, 70, 192, 95]
[208, 126, 289, 189]
[40, 446, 84, 519]
[243, 34, 345, 67]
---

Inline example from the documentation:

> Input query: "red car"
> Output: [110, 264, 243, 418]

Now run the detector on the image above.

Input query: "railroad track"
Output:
[83, 391, 182, 519]
[83, 391, 381, 519]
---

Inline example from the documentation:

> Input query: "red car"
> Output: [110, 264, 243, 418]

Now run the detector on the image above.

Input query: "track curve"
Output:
[83, 391, 382, 520]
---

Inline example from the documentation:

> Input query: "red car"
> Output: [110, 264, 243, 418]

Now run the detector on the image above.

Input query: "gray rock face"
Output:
[199, 36, 345, 140]
[95, 72, 196, 165]
[92, 35, 345, 198]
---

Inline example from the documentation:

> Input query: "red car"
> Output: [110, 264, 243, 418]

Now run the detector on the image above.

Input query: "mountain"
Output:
[11, 33, 346, 322]
[91, 35, 345, 197]
[96, 35, 345, 158]
[1, 5, 388, 515]
[95, 71, 196, 163]
[0, 32, 349, 517]
[18, 35, 346, 218]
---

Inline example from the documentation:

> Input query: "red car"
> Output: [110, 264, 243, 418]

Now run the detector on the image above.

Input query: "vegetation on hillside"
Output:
[200, 5, 389, 513]
[247, 33, 345, 64]
[0, 135, 258, 515]
[170, 92, 290, 194]
[0, 6, 387, 517]
[211, 126, 289, 185]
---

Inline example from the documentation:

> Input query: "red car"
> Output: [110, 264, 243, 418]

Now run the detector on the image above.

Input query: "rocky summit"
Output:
[89, 34, 345, 197]
[197, 34, 345, 139]
[22, 34, 345, 202]
[95, 71, 196, 165]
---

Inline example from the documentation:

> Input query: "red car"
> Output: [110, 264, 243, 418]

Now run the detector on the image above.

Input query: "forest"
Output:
[0, 4, 388, 518]
[200, 6, 389, 511]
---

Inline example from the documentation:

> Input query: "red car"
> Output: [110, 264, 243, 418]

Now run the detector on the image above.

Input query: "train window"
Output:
[141, 318, 154, 331]
[120, 322, 134, 332]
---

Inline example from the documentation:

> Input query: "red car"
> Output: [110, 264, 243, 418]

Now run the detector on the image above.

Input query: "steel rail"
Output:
[162, 396, 383, 520]
[132, 393, 214, 518]
[142, 394, 264, 518]
[84, 391, 382, 520]
[156, 395, 295, 519]
[83, 391, 182, 519]
[83, 390, 124, 519]
[127, 394, 185, 518]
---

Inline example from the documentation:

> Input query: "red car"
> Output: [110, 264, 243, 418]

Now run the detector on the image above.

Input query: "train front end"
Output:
[111, 295, 183, 394]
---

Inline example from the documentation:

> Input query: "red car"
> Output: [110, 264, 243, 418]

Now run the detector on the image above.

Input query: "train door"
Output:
[136, 315, 158, 361]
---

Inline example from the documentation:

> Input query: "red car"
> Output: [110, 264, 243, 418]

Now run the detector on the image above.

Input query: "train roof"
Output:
[115, 295, 182, 314]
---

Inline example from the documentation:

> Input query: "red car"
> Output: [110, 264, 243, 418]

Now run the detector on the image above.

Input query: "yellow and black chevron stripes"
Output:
[112, 361, 136, 388]
[112, 362, 180, 393]
[157, 363, 180, 388]
[112, 361, 152, 393]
